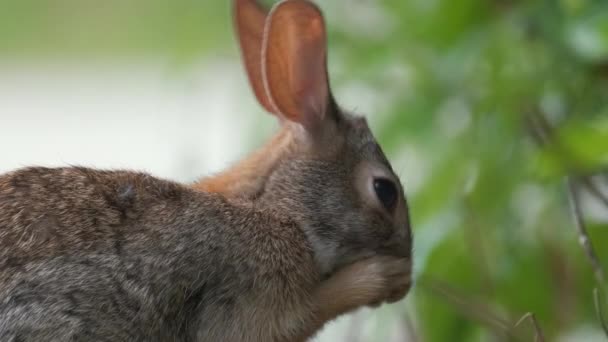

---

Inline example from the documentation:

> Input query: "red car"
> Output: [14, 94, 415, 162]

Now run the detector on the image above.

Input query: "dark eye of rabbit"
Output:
[373, 178, 398, 212]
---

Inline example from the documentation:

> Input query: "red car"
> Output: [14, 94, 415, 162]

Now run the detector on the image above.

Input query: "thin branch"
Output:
[514, 312, 546, 342]
[594, 288, 608, 338]
[419, 277, 512, 334]
[527, 110, 586, 172]
[581, 177, 608, 210]
[528, 110, 608, 337]
[566, 177, 606, 286]
[524, 111, 550, 147]
[526, 109, 606, 183]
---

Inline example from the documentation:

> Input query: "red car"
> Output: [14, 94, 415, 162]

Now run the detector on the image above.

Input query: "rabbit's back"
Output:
[0, 167, 185, 265]
[0, 167, 195, 341]
[0, 167, 316, 341]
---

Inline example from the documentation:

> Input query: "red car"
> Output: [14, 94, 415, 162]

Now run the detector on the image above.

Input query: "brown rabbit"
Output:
[0, 0, 412, 341]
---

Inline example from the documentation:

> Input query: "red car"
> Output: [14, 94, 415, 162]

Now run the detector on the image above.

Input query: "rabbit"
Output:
[0, 0, 413, 341]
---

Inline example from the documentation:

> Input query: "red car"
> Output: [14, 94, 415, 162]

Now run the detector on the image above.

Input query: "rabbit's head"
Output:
[235, 0, 412, 277]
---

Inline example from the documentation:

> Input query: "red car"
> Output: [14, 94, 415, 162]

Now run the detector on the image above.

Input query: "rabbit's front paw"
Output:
[360, 256, 412, 307]
[312, 255, 412, 323]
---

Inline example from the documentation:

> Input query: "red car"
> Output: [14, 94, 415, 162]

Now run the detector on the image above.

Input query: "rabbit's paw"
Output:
[352, 256, 412, 307]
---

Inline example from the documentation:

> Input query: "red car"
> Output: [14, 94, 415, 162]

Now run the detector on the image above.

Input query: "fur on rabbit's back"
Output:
[0, 167, 187, 264]
[0, 167, 316, 342]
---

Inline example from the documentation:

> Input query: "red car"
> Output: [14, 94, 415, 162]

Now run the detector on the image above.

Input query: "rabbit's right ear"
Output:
[262, 0, 333, 132]
[234, 0, 276, 114]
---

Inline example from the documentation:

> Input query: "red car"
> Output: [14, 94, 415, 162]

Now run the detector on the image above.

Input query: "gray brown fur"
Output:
[0, 112, 411, 341]
[0, 166, 316, 341]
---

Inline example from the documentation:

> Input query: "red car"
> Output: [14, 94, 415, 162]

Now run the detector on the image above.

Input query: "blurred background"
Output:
[2, 0, 608, 340]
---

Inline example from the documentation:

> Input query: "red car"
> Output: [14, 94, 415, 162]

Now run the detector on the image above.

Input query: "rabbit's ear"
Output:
[234, 0, 276, 114]
[262, 0, 332, 131]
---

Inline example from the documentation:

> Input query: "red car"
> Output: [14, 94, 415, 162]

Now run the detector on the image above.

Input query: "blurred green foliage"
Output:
[2, 0, 608, 340]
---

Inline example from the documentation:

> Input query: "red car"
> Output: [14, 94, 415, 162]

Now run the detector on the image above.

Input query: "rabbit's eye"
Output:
[373, 178, 398, 212]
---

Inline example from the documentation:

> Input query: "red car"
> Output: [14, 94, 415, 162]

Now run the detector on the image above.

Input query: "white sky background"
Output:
[0, 61, 271, 181]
